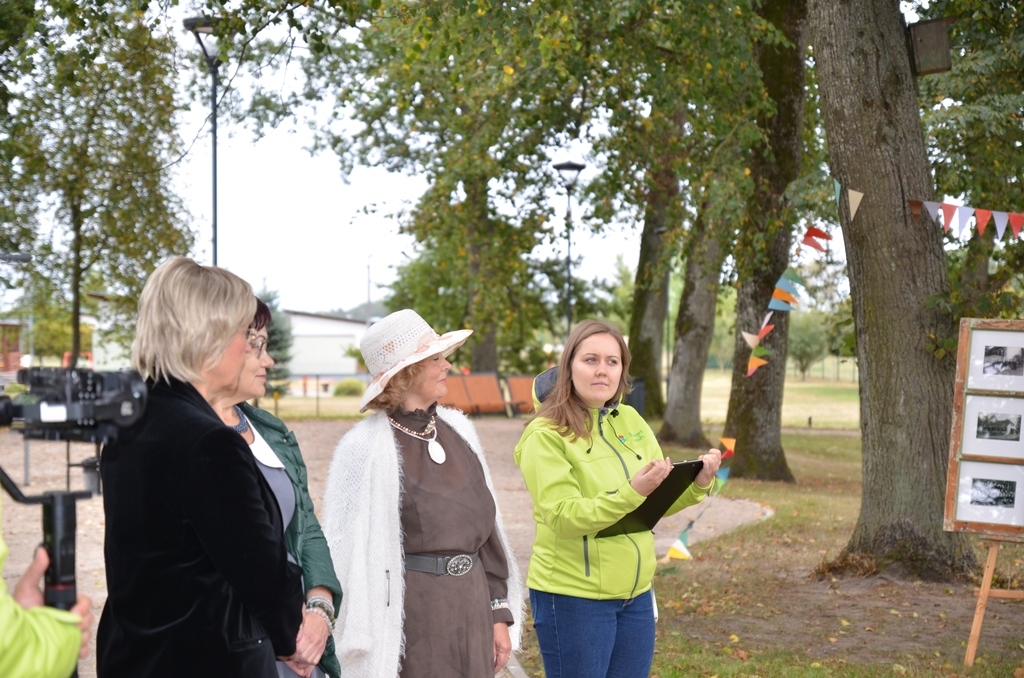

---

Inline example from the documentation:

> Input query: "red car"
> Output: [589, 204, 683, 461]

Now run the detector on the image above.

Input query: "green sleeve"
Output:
[518, 428, 645, 539]
[0, 523, 82, 678]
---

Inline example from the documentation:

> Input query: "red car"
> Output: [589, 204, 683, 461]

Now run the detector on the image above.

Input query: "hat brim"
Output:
[359, 329, 473, 412]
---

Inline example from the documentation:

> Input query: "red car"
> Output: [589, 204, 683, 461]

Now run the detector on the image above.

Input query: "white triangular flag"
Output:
[848, 189, 864, 221]
[958, 206, 975, 237]
[994, 211, 1009, 239]
[922, 200, 942, 224]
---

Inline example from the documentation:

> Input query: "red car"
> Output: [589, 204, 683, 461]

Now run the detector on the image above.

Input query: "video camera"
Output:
[0, 367, 146, 621]
[0, 367, 147, 443]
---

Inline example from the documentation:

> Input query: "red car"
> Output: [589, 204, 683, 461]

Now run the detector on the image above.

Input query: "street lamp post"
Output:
[553, 160, 585, 338]
[183, 16, 222, 266]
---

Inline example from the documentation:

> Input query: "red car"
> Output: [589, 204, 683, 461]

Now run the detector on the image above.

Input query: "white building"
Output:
[285, 311, 368, 395]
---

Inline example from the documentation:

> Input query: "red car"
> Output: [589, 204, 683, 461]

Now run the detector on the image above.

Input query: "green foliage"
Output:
[918, 0, 1024, 326]
[259, 289, 293, 388]
[788, 311, 828, 379]
[3, 5, 193, 360]
[333, 378, 365, 397]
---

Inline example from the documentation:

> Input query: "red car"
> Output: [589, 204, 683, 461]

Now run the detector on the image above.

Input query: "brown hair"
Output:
[535, 319, 632, 441]
[364, 360, 430, 413]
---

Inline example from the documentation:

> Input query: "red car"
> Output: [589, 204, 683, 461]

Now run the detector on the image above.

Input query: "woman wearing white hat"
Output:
[322, 310, 522, 678]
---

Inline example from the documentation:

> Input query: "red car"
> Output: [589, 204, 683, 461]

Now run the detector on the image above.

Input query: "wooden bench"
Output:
[439, 373, 510, 416]
[505, 375, 537, 415]
[438, 373, 473, 412]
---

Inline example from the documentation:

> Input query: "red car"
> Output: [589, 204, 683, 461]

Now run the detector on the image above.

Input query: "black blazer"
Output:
[97, 378, 304, 677]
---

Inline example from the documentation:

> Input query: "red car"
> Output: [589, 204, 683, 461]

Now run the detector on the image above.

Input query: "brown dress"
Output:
[391, 405, 514, 678]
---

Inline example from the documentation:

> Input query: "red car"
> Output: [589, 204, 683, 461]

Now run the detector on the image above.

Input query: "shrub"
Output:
[333, 378, 366, 397]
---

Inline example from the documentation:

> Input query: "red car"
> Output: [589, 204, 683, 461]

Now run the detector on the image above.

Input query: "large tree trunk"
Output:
[810, 0, 976, 578]
[723, 0, 807, 481]
[627, 148, 679, 419]
[660, 209, 726, 448]
[464, 174, 498, 372]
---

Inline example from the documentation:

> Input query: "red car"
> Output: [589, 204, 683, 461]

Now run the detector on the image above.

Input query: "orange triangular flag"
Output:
[757, 324, 775, 341]
[975, 209, 992, 235]
[1009, 213, 1024, 238]
[719, 437, 736, 452]
[805, 226, 832, 240]
[746, 356, 768, 377]
[772, 288, 799, 304]
[941, 203, 958, 232]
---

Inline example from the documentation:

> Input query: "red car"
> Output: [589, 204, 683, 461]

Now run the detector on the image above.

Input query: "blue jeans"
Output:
[529, 588, 655, 678]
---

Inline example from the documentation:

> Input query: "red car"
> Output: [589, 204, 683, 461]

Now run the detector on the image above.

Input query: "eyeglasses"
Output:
[246, 329, 268, 358]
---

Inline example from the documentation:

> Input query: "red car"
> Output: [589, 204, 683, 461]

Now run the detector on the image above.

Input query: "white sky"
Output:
[176, 99, 640, 315]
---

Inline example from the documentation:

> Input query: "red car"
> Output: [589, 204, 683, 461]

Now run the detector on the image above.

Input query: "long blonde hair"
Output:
[535, 319, 632, 441]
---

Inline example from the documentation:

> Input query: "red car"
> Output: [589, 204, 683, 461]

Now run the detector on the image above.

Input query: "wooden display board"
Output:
[943, 318, 1024, 665]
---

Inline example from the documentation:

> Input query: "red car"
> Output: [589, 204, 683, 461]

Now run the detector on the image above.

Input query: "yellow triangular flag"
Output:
[667, 538, 692, 560]
[848, 189, 864, 221]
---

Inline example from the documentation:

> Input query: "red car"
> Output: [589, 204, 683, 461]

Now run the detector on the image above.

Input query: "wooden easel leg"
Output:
[965, 542, 1000, 666]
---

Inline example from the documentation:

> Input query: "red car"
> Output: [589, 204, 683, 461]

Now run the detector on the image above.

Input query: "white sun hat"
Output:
[359, 309, 472, 412]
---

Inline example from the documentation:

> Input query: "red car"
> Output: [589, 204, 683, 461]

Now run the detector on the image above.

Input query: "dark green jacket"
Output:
[241, 403, 342, 678]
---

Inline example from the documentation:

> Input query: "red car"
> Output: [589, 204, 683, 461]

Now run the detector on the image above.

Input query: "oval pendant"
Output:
[427, 440, 447, 464]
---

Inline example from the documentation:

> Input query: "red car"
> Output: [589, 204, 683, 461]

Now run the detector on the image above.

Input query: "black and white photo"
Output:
[983, 345, 1024, 376]
[976, 413, 1023, 442]
[971, 478, 1017, 507]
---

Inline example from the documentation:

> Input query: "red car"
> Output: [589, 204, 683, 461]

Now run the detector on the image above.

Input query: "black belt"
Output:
[405, 551, 478, 576]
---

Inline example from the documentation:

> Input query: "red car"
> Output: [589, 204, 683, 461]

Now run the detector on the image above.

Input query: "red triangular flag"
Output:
[801, 235, 827, 252]
[975, 209, 992, 235]
[721, 449, 735, 459]
[805, 226, 832, 240]
[1009, 213, 1024, 238]
[940, 203, 958, 232]
[757, 324, 775, 341]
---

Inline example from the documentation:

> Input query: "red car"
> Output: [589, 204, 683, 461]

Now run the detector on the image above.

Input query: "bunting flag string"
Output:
[664, 465, 732, 562]
[907, 198, 1023, 241]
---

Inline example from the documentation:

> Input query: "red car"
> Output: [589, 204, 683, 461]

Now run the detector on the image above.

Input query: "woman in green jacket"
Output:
[514, 319, 721, 678]
[221, 298, 343, 678]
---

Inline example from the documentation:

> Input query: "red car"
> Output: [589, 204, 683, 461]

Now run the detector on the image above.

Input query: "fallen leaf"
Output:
[729, 634, 740, 643]
[828, 637, 837, 643]
[840, 619, 851, 626]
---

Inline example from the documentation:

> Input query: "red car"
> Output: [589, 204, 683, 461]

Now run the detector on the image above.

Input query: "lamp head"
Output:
[552, 160, 586, 189]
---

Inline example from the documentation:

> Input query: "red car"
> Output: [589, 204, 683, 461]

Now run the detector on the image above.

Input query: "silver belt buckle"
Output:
[445, 554, 473, 576]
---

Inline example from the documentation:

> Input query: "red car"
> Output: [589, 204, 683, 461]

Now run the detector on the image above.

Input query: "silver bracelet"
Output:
[306, 604, 335, 632]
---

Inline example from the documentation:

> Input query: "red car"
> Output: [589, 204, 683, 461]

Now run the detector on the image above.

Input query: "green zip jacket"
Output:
[0, 497, 83, 678]
[514, 404, 712, 600]
[240, 403, 342, 678]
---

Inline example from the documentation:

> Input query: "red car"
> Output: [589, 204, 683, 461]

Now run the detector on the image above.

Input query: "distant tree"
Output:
[788, 311, 828, 380]
[709, 288, 737, 373]
[10, 9, 192, 364]
[259, 289, 293, 392]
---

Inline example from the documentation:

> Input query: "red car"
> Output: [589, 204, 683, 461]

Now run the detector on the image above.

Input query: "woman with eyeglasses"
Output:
[220, 298, 342, 678]
[98, 257, 305, 678]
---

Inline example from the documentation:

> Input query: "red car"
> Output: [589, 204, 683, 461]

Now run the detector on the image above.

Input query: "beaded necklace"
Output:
[229, 405, 250, 434]
[388, 414, 446, 464]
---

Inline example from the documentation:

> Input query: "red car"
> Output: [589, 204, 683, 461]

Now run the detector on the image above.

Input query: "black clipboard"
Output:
[595, 459, 704, 538]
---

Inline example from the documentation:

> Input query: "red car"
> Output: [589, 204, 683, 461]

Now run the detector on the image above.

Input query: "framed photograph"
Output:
[961, 395, 1024, 460]
[954, 461, 1024, 527]
[967, 328, 1024, 391]
[945, 318, 1024, 537]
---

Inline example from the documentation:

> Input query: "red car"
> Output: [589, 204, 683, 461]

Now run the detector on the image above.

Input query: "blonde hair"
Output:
[365, 361, 429, 413]
[535, 319, 632, 442]
[132, 257, 256, 384]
